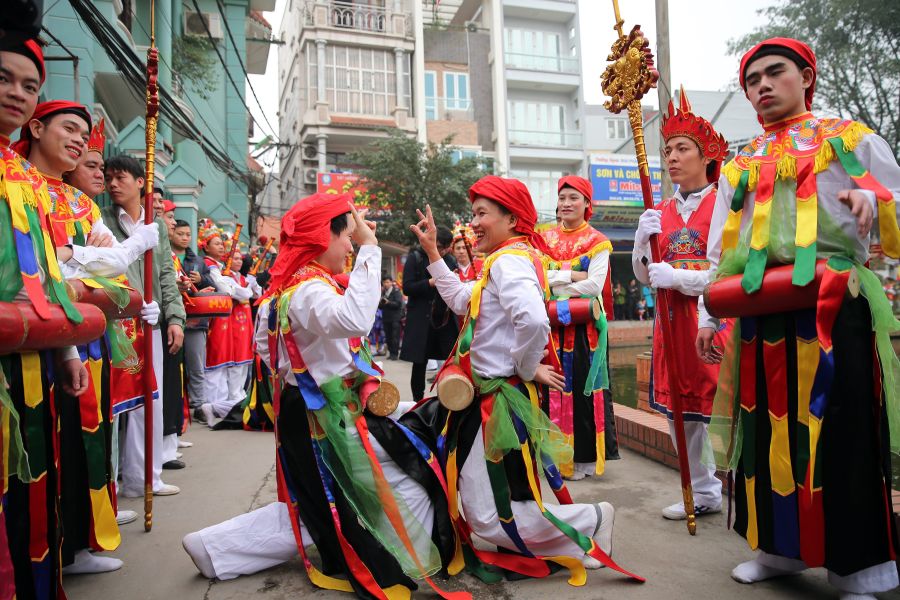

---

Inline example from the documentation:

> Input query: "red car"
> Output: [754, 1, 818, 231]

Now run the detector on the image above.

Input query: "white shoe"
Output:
[153, 483, 180, 496]
[563, 470, 586, 481]
[731, 557, 805, 584]
[175, 452, 183, 459]
[62, 549, 123, 575]
[178, 440, 193, 448]
[200, 404, 216, 427]
[116, 509, 138, 525]
[182, 532, 216, 579]
[661, 501, 722, 520]
[583, 502, 614, 569]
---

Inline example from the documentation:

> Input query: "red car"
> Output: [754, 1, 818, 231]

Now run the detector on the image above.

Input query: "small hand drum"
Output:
[364, 380, 400, 417]
[436, 363, 475, 411]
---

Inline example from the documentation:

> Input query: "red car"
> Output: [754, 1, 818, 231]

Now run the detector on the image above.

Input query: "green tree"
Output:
[349, 129, 489, 245]
[172, 35, 220, 100]
[728, 0, 900, 157]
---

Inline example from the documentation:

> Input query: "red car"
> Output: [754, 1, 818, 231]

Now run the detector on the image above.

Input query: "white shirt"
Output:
[546, 249, 610, 299]
[428, 252, 549, 381]
[698, 133, 900, 329]
[256, 245, 381, 386]
[631, 184, 716, 297]
[60, 213, 147, 280]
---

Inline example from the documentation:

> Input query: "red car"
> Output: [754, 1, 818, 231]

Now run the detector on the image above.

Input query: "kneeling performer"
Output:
[183, 194, 459, 599]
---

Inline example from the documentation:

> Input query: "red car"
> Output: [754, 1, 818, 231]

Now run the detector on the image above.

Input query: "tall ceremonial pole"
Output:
[601, 0, 696, 535]
[142, 0, 160, 532]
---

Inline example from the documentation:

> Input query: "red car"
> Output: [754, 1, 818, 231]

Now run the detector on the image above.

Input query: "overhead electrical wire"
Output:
[67, 0, 249, 185]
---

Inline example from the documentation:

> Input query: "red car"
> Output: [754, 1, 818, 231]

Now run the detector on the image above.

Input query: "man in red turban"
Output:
[405, 179, 643, 582]
[540, 175, 617, 481]
[184, 197, 460, 597]
[697, 37, 900, 597]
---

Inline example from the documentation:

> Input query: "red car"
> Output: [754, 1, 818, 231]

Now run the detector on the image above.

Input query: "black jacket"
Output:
[180, 246, 215, 331]
[399, 248, 458, 362]
[380, 287, 404, 322]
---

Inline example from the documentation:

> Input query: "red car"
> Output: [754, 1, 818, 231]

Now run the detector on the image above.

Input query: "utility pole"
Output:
[655, 0, 674, 200]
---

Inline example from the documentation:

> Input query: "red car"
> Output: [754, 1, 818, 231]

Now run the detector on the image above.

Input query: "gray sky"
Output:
[246, 0, 772, 169]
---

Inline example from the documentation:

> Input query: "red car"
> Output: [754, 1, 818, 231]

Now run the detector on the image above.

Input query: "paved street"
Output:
[62, 358, 899, 600]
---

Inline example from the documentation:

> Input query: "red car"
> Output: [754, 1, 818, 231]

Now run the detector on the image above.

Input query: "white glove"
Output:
[130, 222, 160, 253]
[231, 285, 253, 301]
[648, 262, 678, 290]
[635, 209, 662, 246]
[141, 300, 160, 326]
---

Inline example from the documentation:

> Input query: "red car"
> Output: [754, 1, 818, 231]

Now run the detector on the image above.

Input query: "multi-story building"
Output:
[42, 0, 274, 243]
[279, 0, 586, 222]
[427, 0, 585, 222]
[277, 0, 417, 203]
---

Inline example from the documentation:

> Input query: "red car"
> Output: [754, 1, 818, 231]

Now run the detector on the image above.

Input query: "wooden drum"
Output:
[0, 302, 107, 355]
[68, 280, 142, 319]
[436, 363, 475, 411]
[547, 297, 601, 327]
[184, 292, 233, 318]
[703, 261, 859, 319]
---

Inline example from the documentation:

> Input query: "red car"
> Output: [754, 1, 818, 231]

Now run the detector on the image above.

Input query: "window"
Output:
[444, 72, 469, 110]
[450, 149, 481, 164]
[424, 71, 437, 120]
[606, 118, 628, 140]
[324, 46, 396, 116]
[509, 168, 564, 219]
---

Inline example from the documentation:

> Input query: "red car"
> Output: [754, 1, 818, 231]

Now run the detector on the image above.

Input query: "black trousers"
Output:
[382, 318, 400, 358]
[410, 361, 427, 403]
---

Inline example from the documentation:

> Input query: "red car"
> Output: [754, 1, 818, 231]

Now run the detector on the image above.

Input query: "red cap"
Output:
[557, 175, 594, 219]
[11, 100, 92, 158]
[739, 38, 816, 123]
[162, 200, 177, 213]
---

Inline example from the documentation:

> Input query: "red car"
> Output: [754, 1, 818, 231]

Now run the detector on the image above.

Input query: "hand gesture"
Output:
[837, 189, 873, 237]
[409, 204, 441, 262]
[695, 327, 723, 364]
[189, 270, 202, 284]
[348, 202, 377, 246]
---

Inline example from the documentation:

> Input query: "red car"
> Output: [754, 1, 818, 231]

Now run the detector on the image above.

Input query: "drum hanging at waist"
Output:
[184, 292, 233, 318]
[0, 302, 107, 354]
[703, 261, 859, 318]
[547, 297, 601, 327]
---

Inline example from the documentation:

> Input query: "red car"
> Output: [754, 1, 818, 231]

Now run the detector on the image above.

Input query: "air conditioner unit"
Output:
[302, 144, 318, 160]
[184, 11, 223, 39]
[304, 169, 319, 184]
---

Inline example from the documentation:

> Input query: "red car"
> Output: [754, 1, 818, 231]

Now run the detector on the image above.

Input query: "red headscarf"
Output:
[557, 175, 594, 220]
[0, 38, 45, 84]
[263, 192, 354, 299]
[468, 175, 551, 254]
[739, 38, 817, 123]
[11, 100, 92, 158]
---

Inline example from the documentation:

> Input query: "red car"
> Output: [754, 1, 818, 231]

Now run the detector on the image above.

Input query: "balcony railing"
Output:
[505, 51, 579, 74]
[329, 2, 387, 32]
[508, 129, 582, 149]
[425, 97, 474, 121]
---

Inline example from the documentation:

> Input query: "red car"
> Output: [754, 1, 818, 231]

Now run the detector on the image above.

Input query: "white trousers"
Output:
[227, 362, 250, 403]
[197, 431, 434, 580]
[162, 433, 179, 463]
[459, 426, 599, 558]
[120, 328, 165, 496]
[205, 368, 230, 417]
[757, 551, 899, 594]
[198, 502, 309, 581]
[667, 420, 723, 507]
